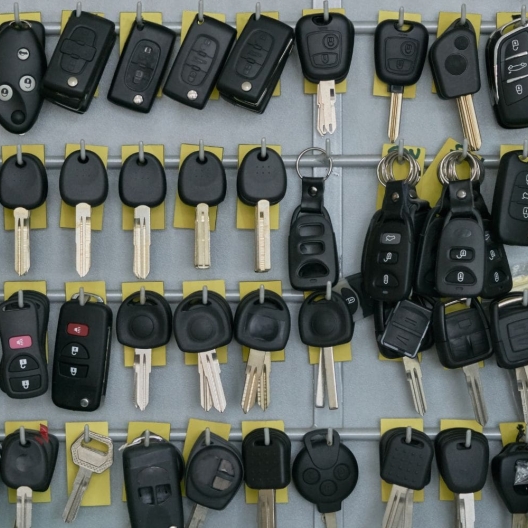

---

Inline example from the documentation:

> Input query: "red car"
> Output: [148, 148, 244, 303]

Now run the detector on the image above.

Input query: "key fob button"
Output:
[380, 232, 401, 244]
[192, 36, 217, 57]
[445, 53, 467, 75]
[502, 76, 528, 105]
[445, 269, 476, 284]
[11, 110, 25, 124]
[502, 33, 528, 60]
[19, 75, 36, 92]
[449, 248, 474, 260]
[67, 322, 89, 337]
[375, 273, 399, 288]
[59, 363, 89, 378]
[515, 171, 528, 188]
[10, 375, 41, 392]
[378, 251, 398, 264]
[8, 335, 32, 349]
[9, 356, 39, 372]
[61, 343, 89, 359]
[489, 269, 508, 284]
[509, 202, 528, 221]
[511, 186, 528, 203]
[181, 64, 207, 85]
[0, 84, 13, 101]
[131, 315, 155, 338]
[18, 48, 30, 60]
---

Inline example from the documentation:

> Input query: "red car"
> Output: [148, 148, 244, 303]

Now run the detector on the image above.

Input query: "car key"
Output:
[116, 290, 172, 411]
[435, 428, 489, 528]
[62, 429, 113, 523]
[295, 11, 354, 135]
[185, 430, 244, 528]
[217, 12, 295, 113]
[108, 17, 175, 112]
[42, 10, 116, 113]
[1, 426, 59, 528]
[119, 149, 167, 279]
[243, 427, 291, 528]
[429, 17, 482, 150]
[299, 289, 353, 410]
[0, 15, 46, 134]
[174, 289, 233, 412]
[163, 13, 236, 110]
[0, 291, 48, 399]
[121, 432, 185, 528]
[59, 144, 109, 277]
[178, 148, 227, 269]
[0, 148, 48, 275]
[374, 17, 428, 142]
[235, 288, 291, 413]
[380, 427, 434, 528]
[292, 429, 358, 528]
[238, 146, 287, 272]
[52, 291, 112, 412]
[434, 298, 493, 426]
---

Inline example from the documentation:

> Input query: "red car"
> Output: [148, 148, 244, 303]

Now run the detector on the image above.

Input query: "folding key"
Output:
[63, 429, 113, 523]
[0, 148, 48, 275]
[119, 148, 167, 279]
[235, 288, 291, 413]
[59, 144, 109, 277]
[116, 290, 172, 411]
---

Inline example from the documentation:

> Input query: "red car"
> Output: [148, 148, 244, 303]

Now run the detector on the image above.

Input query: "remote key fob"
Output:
[42, 10, 116, 113]
[0, 18, 46, 134]
[163, 14, 236, 110]
[108, 19, 176, 113]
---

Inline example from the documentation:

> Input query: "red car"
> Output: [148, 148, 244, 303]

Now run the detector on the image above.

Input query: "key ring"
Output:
[376, 149, 421, 187]
[296, 147, 333, 181]
[437, 150, 481, 185]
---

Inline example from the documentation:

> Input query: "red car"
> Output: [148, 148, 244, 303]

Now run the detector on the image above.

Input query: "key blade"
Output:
[134, 348, 152, 411]
[315, 348, 325, 408]
[195, 203, 211, 269]
[186, 503, 209, 528]
[402, 356, 427, 415]
[323, 347, 339, 410]
[75, 203, 92, 277]
[257, 489, 276, 528]
[198, 358, 213, 411]
[382, 484, 407, 528]
[16, 486, 32, 528]
[462, 363, 488, 426]
[457, 493, 475, 528]
[516, 366, 528, 425]
[14, 208, 30, 276]
[241, 350, 265, 413]
[402, 489, 414, 528]
[322, 512, 338, 528]
[62, 467, 93, 523]
[388, 91, 403, 143]
[255, 200, 271, 272]
[512, 513, 528, 528]
[258, 352, 272, 411]
[199, 351, 227, 412]
[317, 80, 337, 136]
[133, 205, 151, 280]
[456, 94, 481, 151]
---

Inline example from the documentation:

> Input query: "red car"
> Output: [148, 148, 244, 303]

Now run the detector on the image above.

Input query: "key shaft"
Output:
[462, 362, 488, 426]
[315, 347, 338, 410]
[402, 356, 427, 416]
[133, 205, 151, 280]
[242, 349, 266, 414]
[258, 352, 272, 411]
[388, 91, 403, 143]
[14, 207, 30, 276]
[186, 503, 209, 528]
[134, 348, 152, 411]
[457, 94, 481, 151]
[195, 203, 211, 269]
[75, 202, 92, 277]
[317, 80, 337, 136]
[257, 489, 276, 528]
[255, 200, 271, 272]
[199, 351, 226, 413]
[456, 492, 475, 528]
[512, 513, 528, 528]
[198, 358, 213, 412]
[322, 512, 338, 528]
[16, 486, 32, 528]
[63, 466, 93, 523]
[382, 484, 407, 528]
[516, 366, 528, 425]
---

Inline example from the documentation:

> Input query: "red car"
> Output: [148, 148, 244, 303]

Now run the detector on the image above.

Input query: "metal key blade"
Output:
[134, 348, 151, 411]
[456, 94, 481, 151]
[255, 200, 271, 272]
[322, 512, 338, 528]
[512, 513, 528, 528]
[323, 346, 338, 410]
[456, 493, 475, 528]
[133, 205, 151, 279]
[388, 91, 403, 143]
[315, 348, 325, 408]
[516, 366, 528, 424]
[199, 351, 227, 412]
[258, 351, 271, 411]
[195, 203, 211, 269]
[76, 203, 91, 277]
[16, 486, 32, 528]
[462, 362, 488, 426]
[401, 488, 414, 528]
[63, 467, 93, 523]
[198, 357, 213, 411]
[257, 489, 276, 528]
[382, 484, 407, 528]
[317, 80, 337, 135]
[14, 207, 30, 276]
[242, 349, 266, 413]
[186, 503, 209, 528]
[402, 356, 427, 416]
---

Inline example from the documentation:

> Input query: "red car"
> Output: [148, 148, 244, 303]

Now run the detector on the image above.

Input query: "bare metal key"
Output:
[134, 348, 152, 411]
[133, 205, 151, 280]
[315, 347, 338, 410]
[76, 203, 91, 277]
[63, 430, 113, 523]
[462, 363, 488, 426]
[512, 514, 528, 528]
[199, 351, 226, 413]
[402, 356, 427, 416]
[14, 207, 30, 276]
[456, 493, 475, 528]
[317, 80, 337, 135]
[255, 200, 271, 273]
[258, 352, 272, 411]
[517, 366, 528, 425]
[382, 484, 409, 528]
[242, 349, 266, 414]
[195, 203, 211, 269]
[16, 486, 32, 528]
[198, 356, 213, 412]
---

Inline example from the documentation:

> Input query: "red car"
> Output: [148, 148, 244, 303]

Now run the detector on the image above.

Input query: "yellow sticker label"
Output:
[174, 144, 223, 230]
[65, 422, 111, 506]
[0, 12, 41, 23]
[5, 421, 51, 503]
[373, 11, 422, 99]
[499, 422, 527, 446]
[497, 12, 523, 29]
[182, 281, 228, 365]
[501, 144, 528, 158]
[65, 281, 107, 303]
[2, 145, 47, 230]
[242, 421, 288, 503]
[236, 144, 281, 230]
[239, 281, 285, 361]
[121, 145, 166, 230]
[122, 282, 166, 367]
[303, 8, 347, 94]
[60, 144, 108, 230]
[237, 12, 280, 96]
[439, 420, 483, 501]
[380, 419, 424, 502]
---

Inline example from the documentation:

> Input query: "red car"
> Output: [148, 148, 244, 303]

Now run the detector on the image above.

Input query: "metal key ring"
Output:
[376, 150, 421, 187]
[296, 147, 333, 181]
[437, 150, 481, 185]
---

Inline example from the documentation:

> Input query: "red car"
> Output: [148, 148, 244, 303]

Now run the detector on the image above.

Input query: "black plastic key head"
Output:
[292, 429, 358, 514]
[435, 428, 489, 494]
[186, 431, 244, 510]
[178, 150, 226, 207]
[116, 291, 172, 349]
[0, 153, 47, 210]
[295, 12, 355, 84]
[243, 428, 291, 490]
[234, 289, 291, 352]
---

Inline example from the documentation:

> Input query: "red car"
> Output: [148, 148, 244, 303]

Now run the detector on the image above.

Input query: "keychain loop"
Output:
[437, 150, 481, 185]
[376, 149, 421, 187]
[296, 147, 333, 181]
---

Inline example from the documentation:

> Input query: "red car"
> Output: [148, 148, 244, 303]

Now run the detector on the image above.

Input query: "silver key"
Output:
[315, 347, 338, 410]
[382, 484, 412, 528]
[14, 207, 30, 276]
[322, 512, 338, 528]
[242, 349, 266, 414]
[317, 80, 337, 136]
[198, 356, 213, 412]
[62, 430, 113, 523]
[462, 362, 488, 426]
[16, 486, 32, 528]
[402, 356, 427, 416]
[258, 352, 271, 411]
[401, 488, 414, 528]
[258, 489, 276, 528]
[195, 203, 211, 269]
[512, 513, 528, 528]
[199, 351, 226, 413]
[455, 492, 475, 528]
[133, 204, 150, 280]
[186, 503, 209, 528]
[76, 202, 91, 277]
[134, 348, 152, 411]
[255, 200, 271, 272]
[517, 366, 528, 425]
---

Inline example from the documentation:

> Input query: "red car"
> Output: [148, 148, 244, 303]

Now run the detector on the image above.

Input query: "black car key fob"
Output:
[0, 18, 46, 134]
[217, 13, 295, 113]
[108, 19, 176, 113]
[163, 14, 237, 110]
[42, 10, 116, 113]
[52, 292, 112, 411]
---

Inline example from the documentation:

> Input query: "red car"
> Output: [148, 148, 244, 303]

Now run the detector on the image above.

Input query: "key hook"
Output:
[522, 5, 527, 27]
[144, 430, 150, 447]
[261, 137, 267, 159]
[465, 429, 472, 448]
[397, 6, 405, 29]
[522, 140, 528, 161]
[323, 0, 330, 23]
[296, 147, 333, 181]
[136, 1, 144, 28]
[202, 285, 208, 305]
[16, 145, 23, 166]
[76, 2, 82, 17]
[13, 2, 20, 24]
[325, 281, 332, 301]
[460, 3, 467, 25]
[458, 138, 469, 163]
[19, 426, 26, 446]
[139, 286, 146, 305]
[198, 139, 205, 162]
[84, 424, 91, 443]
[138, 141, 145, 164]
[198, 0, 204, 24]
[326, 428, 333, 446]
[17, 290, 24, 309]
[523, 289, 528, 307]
[259, 284, 265, 304]
[205, 427, 211, 446]
[405, 426, 412, 444]
[397, 138, 405, 165]
[79, 140, 86, 162]
[78, 287, 86, 306]
[325, 138, 331, 158]
[255, 2, 261, 21]
[264, 427, 270, 446]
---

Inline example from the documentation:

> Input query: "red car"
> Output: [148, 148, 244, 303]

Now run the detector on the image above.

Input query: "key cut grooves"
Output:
[75, 203, 91, 278]
[134, 349, 151, 411]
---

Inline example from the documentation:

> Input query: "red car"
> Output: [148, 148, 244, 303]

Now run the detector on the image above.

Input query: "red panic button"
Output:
[67, 323, 89, 337]
[9, 336, 32, 349]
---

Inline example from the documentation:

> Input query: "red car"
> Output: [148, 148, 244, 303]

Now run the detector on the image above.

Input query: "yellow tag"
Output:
[239, 281, 285, 362]
[242, 421, 288, 503]
[501, 144, 528, 158]
[433, 13, 482, 93]
[380, 418, 424, 502]
[497, 12, 523, 29]
[499, 422, 527, 446]
[373, 11, 422, 99]
[439, 420, 483, 501]
[237, 12, 280, 96]
[2, 145, 47, 230]
[65, 422, 111, 506]
[0, 12, 41, 22]
[123, 422, 171, 501]
[5, 421, 51, 503]
[303, 8, 347, 94]
[60, 144, 108, 230]
[174, 144, 223, 230]
[236, 144, 281, 230]
[182, 281, 228, 365]
[122, 282, 166, 367]
[65, 281, 107, 303]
